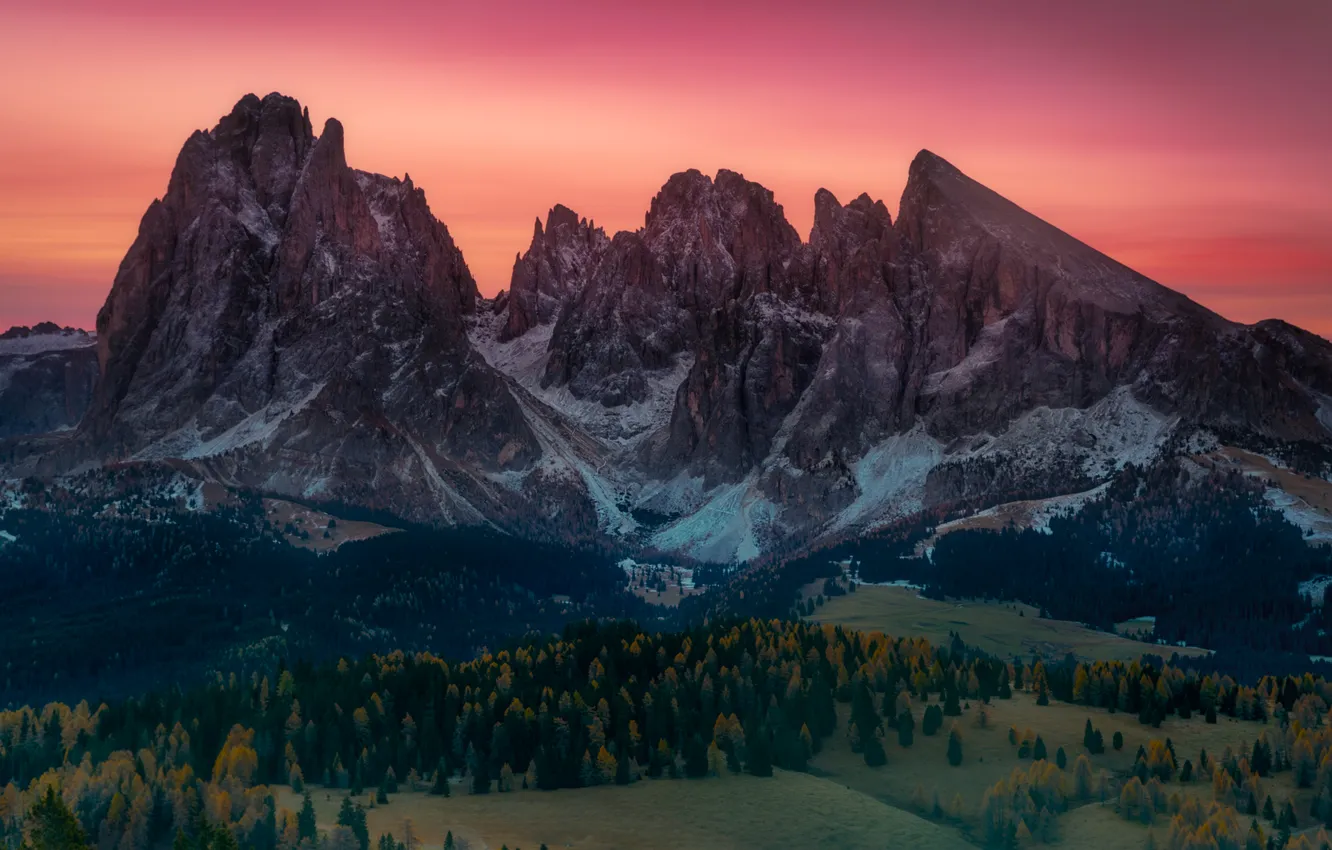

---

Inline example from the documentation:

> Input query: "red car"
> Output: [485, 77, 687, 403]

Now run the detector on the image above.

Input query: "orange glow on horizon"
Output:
[2, 1, 1329, 334]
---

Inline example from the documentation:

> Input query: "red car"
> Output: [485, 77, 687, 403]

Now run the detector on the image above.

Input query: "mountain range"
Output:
[5, 91, 1331, 562]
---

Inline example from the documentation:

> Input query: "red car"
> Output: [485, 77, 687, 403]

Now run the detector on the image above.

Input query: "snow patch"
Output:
[1267, 489, 1332, 543]
[648, 475, 779, 563]
[1300, 576, 1332, 607]
[469, 311, 690, 448]
[827, 429, 943, 536]
[0, 329, 95, 356]
[136, 380, 330, 461]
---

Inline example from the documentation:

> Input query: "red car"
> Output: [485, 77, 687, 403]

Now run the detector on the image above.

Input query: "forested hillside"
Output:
[0, 473, 657, 706]
[3, 617, 1328, 850]
[735, 461, 1332, 663]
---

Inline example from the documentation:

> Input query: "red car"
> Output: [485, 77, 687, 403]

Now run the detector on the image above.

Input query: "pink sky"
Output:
[2, 0, 1329, 333]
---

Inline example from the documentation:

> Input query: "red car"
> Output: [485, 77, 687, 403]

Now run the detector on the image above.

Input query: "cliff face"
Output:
[0, 326, 98, 439]
[10, 94, 1331, 560]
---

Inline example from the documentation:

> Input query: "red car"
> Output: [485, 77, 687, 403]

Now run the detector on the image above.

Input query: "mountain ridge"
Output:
[5, 91, 1331, 561]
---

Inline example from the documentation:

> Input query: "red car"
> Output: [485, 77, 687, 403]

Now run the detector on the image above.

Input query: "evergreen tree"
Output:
[943, 685, 961, 717]
[1033, 736, 1047, 762]
[922, 705, 943, 736]
[746, 723, 773, 777]
[684, 734, 709, 778]
[298, 792, 318, 842]
[1112, 730, 1124, 751]
[338, 796, 370, 850]
[863, 734, 887, 767]
[1055, 746, 1067, 769]
[25, 787, 89, 850]
[430, 759, 451, 796]
[897, 712, 915, 748]
[947, 726, 963, 767]
[472, 755, 491, 794]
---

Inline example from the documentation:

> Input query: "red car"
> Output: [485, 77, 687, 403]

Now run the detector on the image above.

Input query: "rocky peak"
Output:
[87, 93, 482, 449]
[808, 188, 898, 313]
[641, 169, 804, 310]
[501, 203, 609, 341]
[214, 92, 315, 221]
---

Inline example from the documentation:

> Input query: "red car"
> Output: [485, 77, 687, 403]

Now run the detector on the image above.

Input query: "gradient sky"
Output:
[2, 0, 1329, 333]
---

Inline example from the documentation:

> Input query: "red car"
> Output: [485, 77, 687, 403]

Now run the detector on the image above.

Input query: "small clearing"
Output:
[263, 498, 398, 552]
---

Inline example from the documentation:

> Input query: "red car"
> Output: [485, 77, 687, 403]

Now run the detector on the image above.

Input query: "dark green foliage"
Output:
[863, 734, 887, 767]
[922, 704, 943, 736]
[897, 712, 915, 748]
[1251, 737, 1273, 777]
[943, 685, 962, 716]
[1055, 746, 1067, 769]
[338, 796, 370, 850]
[298, 792, 317, 841]
[25, 787, 89, 850]
[0, 480, 659, 704]
[430, 759, 451, 796]
[746, 722, 773, 777]
[1112, 730, 1124, 751]
[947, 728, 963, 767]
[920, 461, 1332, 655]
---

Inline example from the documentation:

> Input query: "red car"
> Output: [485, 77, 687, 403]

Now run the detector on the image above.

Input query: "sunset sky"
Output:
[2, 1, 1329, 333]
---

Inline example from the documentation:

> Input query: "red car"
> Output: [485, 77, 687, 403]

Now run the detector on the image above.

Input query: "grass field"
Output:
[809, 584, 1210, 664]
[277, 769, 973, 850]
[808, 687, 1262, 840]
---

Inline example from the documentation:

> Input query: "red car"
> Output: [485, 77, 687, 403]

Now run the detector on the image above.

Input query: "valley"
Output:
[1, 86, 1331, 850]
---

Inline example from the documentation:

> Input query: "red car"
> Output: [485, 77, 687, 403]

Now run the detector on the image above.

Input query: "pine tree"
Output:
[431, 759, 451, 796]
[943, 685, 961, 717]
[863, 734, 887, 767]
[1033, 736, 1047, 762]
[25, 787, 89, 850]
[444, 832, 456, 850]
[897, 713, 914, 748]
[947, 725, 963, 767]
[299, 792, 318, 841]
[1280, 800, 1297, 831]
[1112, 730, 1123, 751]
[746, 723, 773, 777]
[1055, 746, 1067, 769]
[338, 795, 370, 850]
